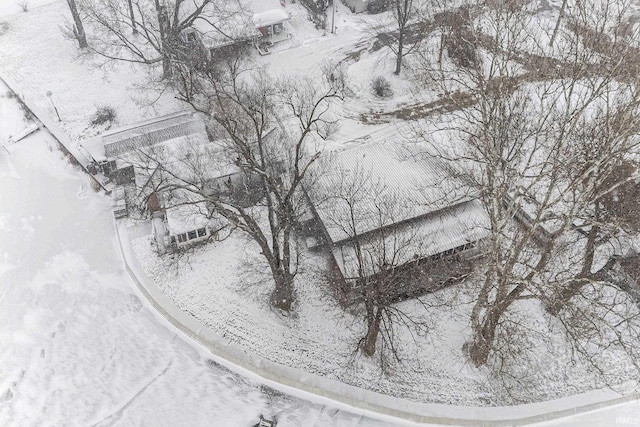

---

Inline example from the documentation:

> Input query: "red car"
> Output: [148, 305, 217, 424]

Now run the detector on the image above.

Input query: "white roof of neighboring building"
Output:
[332, 199, 490, 278]
[80, 111, 208, 162]
[166, 201, 212, 236]
[308, 142, 478, 244]
[251, 0, 289, 27]
[104, 113, 207, 158]
[81, 135, 108, 162]
[253, 8, 289, 27]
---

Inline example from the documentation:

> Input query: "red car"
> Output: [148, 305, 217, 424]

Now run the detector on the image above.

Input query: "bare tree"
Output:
[17, 0, 29, 13]
[546, 92, 640, 316]
[366, 0, 424, 75]
[80, 0, 236, 78]
[548, 0, 568, 47]
[390, 0, 418, 75]
[66, 0, 88, 48]
[308, 152, 466, 365]
[414, 0, 640, 369]
[136, 61, 347, 313]
[126, 0, 138, 34]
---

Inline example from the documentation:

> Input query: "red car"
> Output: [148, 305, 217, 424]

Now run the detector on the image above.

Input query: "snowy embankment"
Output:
[128, 223, 640, 402]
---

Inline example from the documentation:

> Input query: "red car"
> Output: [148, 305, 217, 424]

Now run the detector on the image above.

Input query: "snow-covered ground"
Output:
[537, 400, 640, 426]
[2, 1, 640, 425]
[1, 97, 638, 425]
[0, 0, 58, 17]
[0, 82, 415, 427]
[0, 0, 182, 141]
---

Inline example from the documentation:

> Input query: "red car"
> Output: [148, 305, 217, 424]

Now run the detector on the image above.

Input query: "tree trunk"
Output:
[155, 1, 172, 79]
[546, 209, 600, 316]
[438, 33, 445, 65]
[395, 29, 404, 75]
[468, 305, 502, 367]
[361, 306, 383, 356]
[66, 0, 88, 49]
[270, 268, 293, 312]
[127, 0, 138, 34]
[161, 54, 173, 79]
[549, 0, 568, 47]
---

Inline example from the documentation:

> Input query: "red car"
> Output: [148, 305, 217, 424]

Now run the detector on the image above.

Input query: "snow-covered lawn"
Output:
[0, 0, 418, 146]
[0, 0, 182, 141]
[0, 0, 58, 17]
[130, 218, 635, 408]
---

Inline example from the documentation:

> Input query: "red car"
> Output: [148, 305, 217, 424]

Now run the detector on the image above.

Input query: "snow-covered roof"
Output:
[166, 201, 212, 236]
[332, 199, 490, 278]
[184, 0, 288, 48]
[253, 9, 289, 28]
[308, 142, 478, 244]
[305, 140, 490, 277]
[81, 135, 108, 162]
[104, 112, 207, 158]
[80, 111, 209, 161]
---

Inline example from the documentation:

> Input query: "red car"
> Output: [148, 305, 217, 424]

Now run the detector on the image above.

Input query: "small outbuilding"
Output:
[181, 0, 292, 58]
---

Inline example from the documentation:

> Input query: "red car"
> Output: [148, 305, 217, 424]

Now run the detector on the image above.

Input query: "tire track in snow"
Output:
[91, 361, 173, 427]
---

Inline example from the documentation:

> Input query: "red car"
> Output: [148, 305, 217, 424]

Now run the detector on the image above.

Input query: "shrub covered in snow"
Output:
[371, 76, 393, 98]
[90, 105, 117, 127]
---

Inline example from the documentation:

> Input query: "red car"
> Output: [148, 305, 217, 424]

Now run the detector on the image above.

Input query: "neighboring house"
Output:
[181, 0, 292, 58]
[252, 0, 292, 48]
[81, 110, 207, 173]
[163, 200, 221, 249]
[344, 0, 387, 14]
[304, 142, 490, 303]
[80, 111, 227, 252]
[183, 2, 258, 59]
[80, 111, 276, 253]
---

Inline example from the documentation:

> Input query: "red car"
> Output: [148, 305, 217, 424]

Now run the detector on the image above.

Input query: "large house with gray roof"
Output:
[303, 141, 489, 302]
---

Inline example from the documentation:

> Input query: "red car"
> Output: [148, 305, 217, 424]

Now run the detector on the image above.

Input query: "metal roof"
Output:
[104, 112, 207, 158]
[304, 140, 490, 279]
[165, 201, 213, 236]
[332, 199, 490, 278]
[307, 142, 478, 244]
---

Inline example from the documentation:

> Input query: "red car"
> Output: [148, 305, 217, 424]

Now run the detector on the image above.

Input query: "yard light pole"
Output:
[46, 91, 61, 122]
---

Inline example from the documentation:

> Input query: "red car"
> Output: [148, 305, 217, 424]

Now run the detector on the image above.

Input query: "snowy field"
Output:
[130, 213, 640, 408]
[0, 0, 412, 144]
[0, 0, 182, 141]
